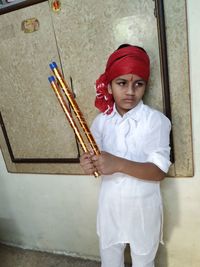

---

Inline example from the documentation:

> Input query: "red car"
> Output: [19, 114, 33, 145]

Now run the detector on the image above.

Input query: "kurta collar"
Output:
[106, 100, 144, 122]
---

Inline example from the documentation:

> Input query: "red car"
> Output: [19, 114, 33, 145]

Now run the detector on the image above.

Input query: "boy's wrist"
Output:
[116, 157, 125, 173]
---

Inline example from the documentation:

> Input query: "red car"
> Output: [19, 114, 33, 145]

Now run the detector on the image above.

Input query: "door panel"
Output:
[0, 0, 193, 176]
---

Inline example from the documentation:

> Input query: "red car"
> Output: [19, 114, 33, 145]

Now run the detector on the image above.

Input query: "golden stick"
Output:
[48, 76, 88, 152]
[49, 62, 100, 157]
[48, 62, 100, 177]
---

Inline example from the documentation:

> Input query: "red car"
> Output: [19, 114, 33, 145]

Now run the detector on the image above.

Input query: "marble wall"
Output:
[0, 0, 193, 176]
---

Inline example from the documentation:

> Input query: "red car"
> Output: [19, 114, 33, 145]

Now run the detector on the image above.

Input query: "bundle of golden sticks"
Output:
[48, 62, 100, 177]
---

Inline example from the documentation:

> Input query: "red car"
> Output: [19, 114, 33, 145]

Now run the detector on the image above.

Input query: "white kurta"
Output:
[91, 101, 171, 254]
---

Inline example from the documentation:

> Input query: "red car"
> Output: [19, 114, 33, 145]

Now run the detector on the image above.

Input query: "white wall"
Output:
[0, 0, 200, 265]
[0, 152, 101, 259]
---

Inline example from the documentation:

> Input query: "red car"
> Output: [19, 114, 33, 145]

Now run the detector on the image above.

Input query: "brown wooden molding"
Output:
[155, 0, 175, 163]
[0, 0, 47, 15]
[0, 112, 80, 164]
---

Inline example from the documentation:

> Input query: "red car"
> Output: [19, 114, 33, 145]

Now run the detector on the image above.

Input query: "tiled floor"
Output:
[0, 243, 100, 267]
[0, 243, 133, 267]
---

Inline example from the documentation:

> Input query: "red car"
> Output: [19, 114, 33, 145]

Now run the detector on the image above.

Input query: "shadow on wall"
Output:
[155, 179, 180, 267]
[0, 218, 22, 246]
[0, 163, 22, 246]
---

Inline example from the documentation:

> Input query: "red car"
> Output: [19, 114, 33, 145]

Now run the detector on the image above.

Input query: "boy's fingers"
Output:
[80, 152, 91, 160]
[91, 154, 99, 161]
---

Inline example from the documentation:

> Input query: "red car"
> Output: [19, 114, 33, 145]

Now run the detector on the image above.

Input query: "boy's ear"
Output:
[108, 84, 112, 94]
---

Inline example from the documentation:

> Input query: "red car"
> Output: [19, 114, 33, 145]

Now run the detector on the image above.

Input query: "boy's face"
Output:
[108, 73, 146, 116]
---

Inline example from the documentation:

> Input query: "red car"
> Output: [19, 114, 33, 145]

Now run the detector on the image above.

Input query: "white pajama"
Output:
[100, 243, 126, 267]
[91, 101, 171, 266]
[100, 242, 159, 267]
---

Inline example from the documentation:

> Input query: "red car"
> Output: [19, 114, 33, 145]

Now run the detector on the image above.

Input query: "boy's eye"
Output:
[117, 81, 126, 86]
[115, 80, 145, 88]
[134, 81, 145, 88]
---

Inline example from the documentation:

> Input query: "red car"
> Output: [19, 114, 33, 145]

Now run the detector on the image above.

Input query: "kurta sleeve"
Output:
[145, 111, 172, 173]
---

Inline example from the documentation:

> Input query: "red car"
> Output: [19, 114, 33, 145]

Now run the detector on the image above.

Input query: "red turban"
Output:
[95, 45, 150, 114]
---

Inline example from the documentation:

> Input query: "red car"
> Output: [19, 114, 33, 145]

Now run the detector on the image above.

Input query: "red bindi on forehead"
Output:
[130, 74, 135, 81]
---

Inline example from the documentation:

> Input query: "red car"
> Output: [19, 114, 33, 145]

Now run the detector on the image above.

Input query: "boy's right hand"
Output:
[79, 152, 97, 175]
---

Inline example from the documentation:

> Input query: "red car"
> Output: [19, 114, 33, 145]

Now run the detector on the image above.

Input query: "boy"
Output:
[80, 44, 171, 267]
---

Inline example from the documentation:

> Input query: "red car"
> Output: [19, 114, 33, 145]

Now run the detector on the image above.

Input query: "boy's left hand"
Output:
[91, 151, 120, 175]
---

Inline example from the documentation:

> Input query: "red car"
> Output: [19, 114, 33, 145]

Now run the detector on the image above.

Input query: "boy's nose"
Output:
[126, 83, 135, 94]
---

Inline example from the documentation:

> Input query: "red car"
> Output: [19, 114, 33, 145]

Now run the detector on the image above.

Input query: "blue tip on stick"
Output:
[48, 76, 55, 83]
[49, 62, 58, 70]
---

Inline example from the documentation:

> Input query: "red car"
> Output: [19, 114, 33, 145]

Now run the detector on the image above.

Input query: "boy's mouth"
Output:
[123, 98, 135, 103]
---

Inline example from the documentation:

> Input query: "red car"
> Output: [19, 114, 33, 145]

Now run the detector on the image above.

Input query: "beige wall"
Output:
[156, 0, 200, 266]
[0, 0, 200, 265]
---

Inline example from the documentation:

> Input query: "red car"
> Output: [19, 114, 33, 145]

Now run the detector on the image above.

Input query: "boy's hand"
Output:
[80, 152, 97, 175]
[92, 151, 120, 175]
